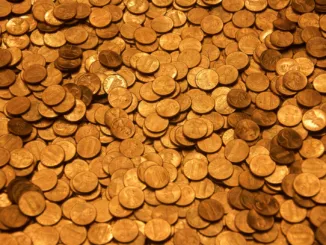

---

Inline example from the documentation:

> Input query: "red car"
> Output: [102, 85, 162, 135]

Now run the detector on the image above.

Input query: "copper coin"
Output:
[227, 89, 251, 109]
[6, 96, 30, 116]
[23, 64, 47, 84]
[145, 218, 171, 242]
[53, 3, 77, 21]
[260, 49, 282, 71]
[99, 50, 122, 68]
[287, 224, 314, 245]
[198, 199, 224, 222]
[118, 186, 144, 209]
[0, 69, 16, 88]
[225, 139, 249, 163]
[60, 223, 87, 245]
[76, 136, 101, 159]
[42, 85, 66, 106]
[248, 209, 274, 231]
[70, 202, 96, 225]
[0, 49, 12, 68]
[306, 37, 326, 58]
[8, 118, 32, 136]
[59, 44, 83, 60]
[277, 128, 303, 150]
[40, 144, 65, 167]
[254, 192, 280, 216]
[112, 219, 138, 243]
[0, 205, 29, 228]
[293, 173, 320, 197]
[144, 165, 169, 189]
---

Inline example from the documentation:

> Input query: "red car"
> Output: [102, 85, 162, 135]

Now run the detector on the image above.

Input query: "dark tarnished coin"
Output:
[59, 44, 83, 60]
[99, 50, 122, 68]
[8, 118, 33, 136]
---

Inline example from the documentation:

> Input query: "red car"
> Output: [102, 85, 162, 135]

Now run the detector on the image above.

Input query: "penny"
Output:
[197, 133, 222, 153]
[8, 118, 32, 137]
[6, 18, 29, 36]
[59, 45, 82, 60]
[35, 201, 61, 226]
[250, 155, 276, 177]
[42, 85, 66, 106]
[198, 199, 224, 222]
[99, 50, 122, 69]
[283, 70, 307, 91]
[183, 118, 208, 140]
[144, 113, 169, 133]
[76, 136, 101, 159]
[6, 96, 30, 116]
[178, 49, 201, 68]
[137, 55, 160, 74]
[312, 66, 325, 88]
[225, 139, 249, 163]
[299, 138, 325, 158]
[0, 205, 29, 228]
[75, 3, 91, 19]
[317, 221, 326, 244]
[254, 192, 280, 216]
[302, 108, 326, 132]
[40, 144, 65, 167]
[72, 171, 98, 193]
[0, 0, 11, 18]
[43, 31, 66, 48]
[70, 202, 96, 225]
[183, 159, 207, 181]
[0, 49, 12, 68]
[152, 76, 176, 96]
[112, 219, 138, 243]
[293, 173, 320, 197]
[297, 89, 322, 107]
[277, 105, 302, 127]
[23, 64, 47, 84]
[18, 191, 46, 217]
[150, 204, 177, 224]
[145, 218, 171, 242]
[195, 69, 219, 91]
[53, 3, 77, 21]
[0, 69, 16, 88]
[260, 49, 282, 71]
[144, 165, 169, 189]
[31, 227, 59, 245]
[31, 169, 57, 191]
[216, 231, 246, 245]
[208, 157, 233, 180]
[248, 209, 274, 231]
[277, 128, 303, 150]
[235, 119, 260, 141]
[287, 224, 314, 245]
[134, 27, 157, 45]
[302, 158, 326, 178]
[201, 15, 223, 35]
[65, 27, 89, 45]
[306, 37, 326, 58]
[280, 199, 307, 223]
[60, 223, 87, 245]
[227, 89, 251, 109]
[270, 30, 294, 48]
[88, 223, 113, 244]
[118, 186, 144, 209]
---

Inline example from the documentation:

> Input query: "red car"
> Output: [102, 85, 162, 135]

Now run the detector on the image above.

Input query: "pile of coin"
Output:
[0, 0, 326, 244]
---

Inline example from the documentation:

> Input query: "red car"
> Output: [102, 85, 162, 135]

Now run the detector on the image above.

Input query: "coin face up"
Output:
[0, 0, 326, 244]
